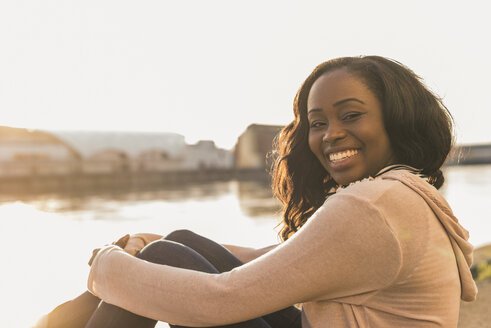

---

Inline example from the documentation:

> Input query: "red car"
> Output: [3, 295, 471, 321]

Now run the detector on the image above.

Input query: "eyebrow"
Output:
[308, 97, 365, 114]
[333, 97, 365, 107]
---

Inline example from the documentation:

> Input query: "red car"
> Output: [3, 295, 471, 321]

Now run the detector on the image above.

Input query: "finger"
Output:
[88, 248, 101, 266]
[124, 248, 138, 256]
[113, 234, 130, 248]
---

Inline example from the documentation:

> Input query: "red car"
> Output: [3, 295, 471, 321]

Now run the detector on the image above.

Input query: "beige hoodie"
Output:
[88, 169, 477, 327]
[383, 170, 477, 302]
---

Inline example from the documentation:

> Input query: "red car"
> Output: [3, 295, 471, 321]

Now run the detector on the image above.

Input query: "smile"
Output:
[328, 149, 359, 162]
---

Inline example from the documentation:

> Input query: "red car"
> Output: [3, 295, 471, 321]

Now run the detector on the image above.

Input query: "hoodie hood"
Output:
[382, 169, 477, 302]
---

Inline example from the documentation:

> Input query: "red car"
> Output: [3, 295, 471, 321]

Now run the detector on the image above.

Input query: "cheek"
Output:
[308, 132, 326, 166]
[381, 138, 395, 163]
[308, 132, 319, 155]
[367, 131, 394, 163]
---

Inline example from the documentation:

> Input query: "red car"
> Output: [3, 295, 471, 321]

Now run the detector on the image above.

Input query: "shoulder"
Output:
[331, 173, 430, 215]
[325, 172, 438, 275]
[314, 177, 408, 235]
[337, 174, 416, 199]
[322, 174, 434, 253]
[300, 178, 405, 288]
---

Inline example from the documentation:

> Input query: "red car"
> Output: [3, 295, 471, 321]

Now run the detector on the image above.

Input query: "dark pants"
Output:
[45, 230, 301, 328]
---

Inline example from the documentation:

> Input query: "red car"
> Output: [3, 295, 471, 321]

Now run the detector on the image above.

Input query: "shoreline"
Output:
[459, 243, 491, 328]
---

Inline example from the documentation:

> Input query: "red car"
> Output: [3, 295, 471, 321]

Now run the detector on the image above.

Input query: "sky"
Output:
[1, 0, 490, 149]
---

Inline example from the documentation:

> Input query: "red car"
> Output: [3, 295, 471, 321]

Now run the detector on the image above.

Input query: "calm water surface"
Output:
[1, 165, 490, 328]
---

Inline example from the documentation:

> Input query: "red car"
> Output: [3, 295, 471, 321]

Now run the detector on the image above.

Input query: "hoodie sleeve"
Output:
[88, 193, 402, 327]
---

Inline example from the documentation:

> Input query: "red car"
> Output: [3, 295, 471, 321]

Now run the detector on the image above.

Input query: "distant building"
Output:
[178, 140, 233, 170]
[82, 149, 130, 174]
[47, 130, 189, 174]
[0, 126, 81, 177]
[48, 130, 186, 158]
[136, 149, 182, 172]
[234, 124, 283, 170]
[446, 144, 491, 165]
[0, 127, 236, 179]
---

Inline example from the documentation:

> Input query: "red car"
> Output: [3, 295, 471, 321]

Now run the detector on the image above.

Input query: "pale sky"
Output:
[1, 0, 490, 149]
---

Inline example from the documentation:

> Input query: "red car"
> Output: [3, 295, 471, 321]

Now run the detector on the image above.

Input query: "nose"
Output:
[322, 122, 346, 144]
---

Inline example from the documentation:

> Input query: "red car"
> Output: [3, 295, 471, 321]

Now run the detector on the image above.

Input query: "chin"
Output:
[329, 170, 366, 187]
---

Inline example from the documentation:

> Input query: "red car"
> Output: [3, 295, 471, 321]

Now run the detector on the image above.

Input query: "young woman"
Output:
[35, 56, 477, 328]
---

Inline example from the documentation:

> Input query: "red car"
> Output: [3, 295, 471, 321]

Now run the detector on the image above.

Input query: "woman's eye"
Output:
[309, 121, 325, 128]
[343, 112, 361, 121]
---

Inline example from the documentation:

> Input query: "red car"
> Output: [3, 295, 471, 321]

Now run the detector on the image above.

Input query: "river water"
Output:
[1, 165, 490, 328]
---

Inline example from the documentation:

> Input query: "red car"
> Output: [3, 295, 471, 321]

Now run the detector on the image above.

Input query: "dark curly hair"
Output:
[272, 56, 454, 241]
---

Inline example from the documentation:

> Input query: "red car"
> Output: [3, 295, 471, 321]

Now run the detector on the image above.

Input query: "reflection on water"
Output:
[235, 180, 282, 217]
[1, 166, 490, 328]
[1, 179, 285, 328]
[441, 164, 491, 249]
[0, 181, 230, 209]
[0, 180, 282, 219]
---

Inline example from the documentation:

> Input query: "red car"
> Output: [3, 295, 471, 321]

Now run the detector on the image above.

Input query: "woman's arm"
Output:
[122, 232, 277, 262]
[88, 192, 403, 327]
[221, 244, 278, 263]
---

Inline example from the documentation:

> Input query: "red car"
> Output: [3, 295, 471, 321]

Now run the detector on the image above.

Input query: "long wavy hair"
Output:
[272, 56, 454, 241]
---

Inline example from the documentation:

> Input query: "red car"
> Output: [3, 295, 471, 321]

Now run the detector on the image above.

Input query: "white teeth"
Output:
[329, 149, 358, 162]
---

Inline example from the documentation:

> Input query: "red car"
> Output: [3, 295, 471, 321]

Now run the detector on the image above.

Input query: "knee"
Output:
[136, 240, 182, 263]
[136, 239, 218, 273]
[164, 229, 197, 243]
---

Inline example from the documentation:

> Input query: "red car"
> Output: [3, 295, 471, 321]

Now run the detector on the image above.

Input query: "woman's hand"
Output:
[123, 233, 163, 255]
[88, 234, 129, 266]
[123, 234, 147, 256]
[88, 233, 163, 265]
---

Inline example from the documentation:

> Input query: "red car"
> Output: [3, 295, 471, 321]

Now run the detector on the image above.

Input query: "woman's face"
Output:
[307, 69, 395, 186]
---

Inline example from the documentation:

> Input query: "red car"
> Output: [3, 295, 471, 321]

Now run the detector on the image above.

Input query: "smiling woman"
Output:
[274, 56, 454, 240]
[35, 56, 476, 328]
[306, 69, 394, 186]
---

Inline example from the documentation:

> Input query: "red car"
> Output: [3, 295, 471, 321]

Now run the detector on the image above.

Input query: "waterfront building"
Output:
[0, 126, 81, 177]
[49, 130, 189, 174]
[136, 149, 182, 172]
[49, 130, 186, 158]
[178, 140, 233, 170]
[234, 124, 283, 170]
[446, 144, 491, 165]
[82, 149, 130, 174]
